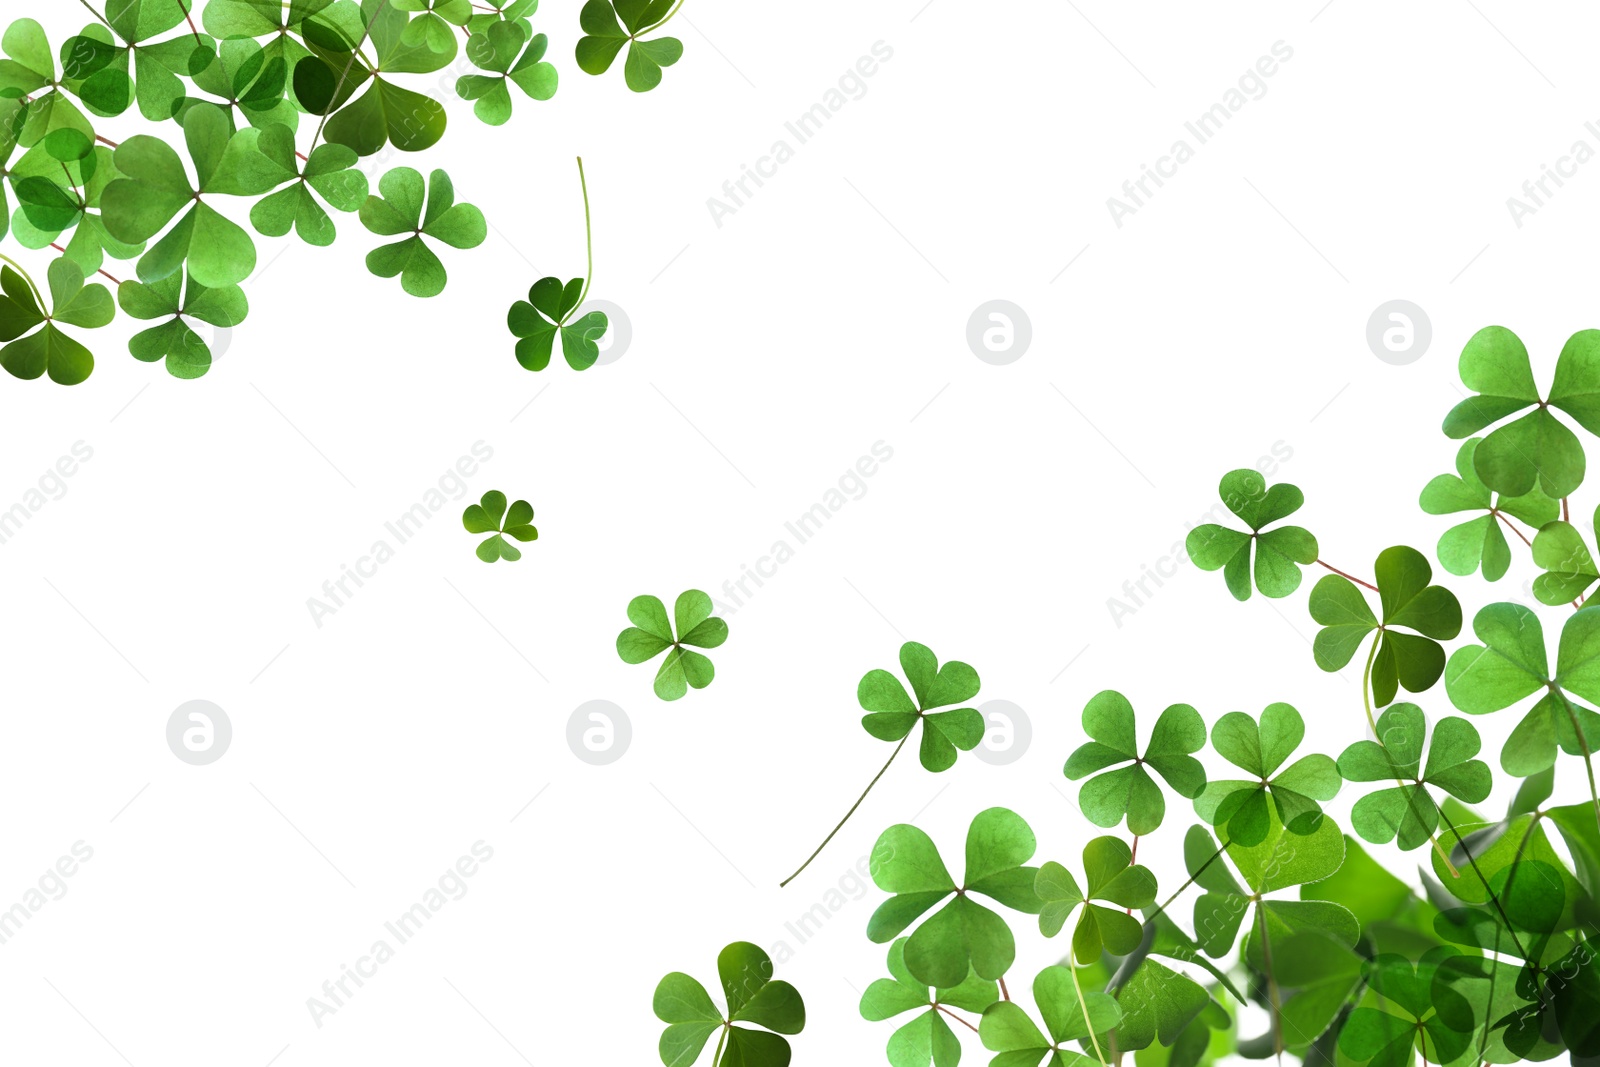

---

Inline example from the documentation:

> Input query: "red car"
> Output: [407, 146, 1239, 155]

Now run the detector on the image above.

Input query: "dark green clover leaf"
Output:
[299, 1, 451, 156]
[1186, 469, 1318, 601]
[249, 138, 369, 247]
[459, 22, 557, 125]
[1192, 701, 1340, 848]
[0, 259, 112, 385]
[978, 966, 1122, 1067]
[1338, 950, 1473, 1067]
[1420, 437, 1559, 581]
[1063, 690, 1206, 835]
[1269, 932, 1364, 1056]
[653, 941, 804, 1067]
[859, 937, 998, 1067]
[867, 808, 1043, 989]
[1442, 325, 1600, 497]
[1036, 836, 1157, 963]
[1309, 545, 1462, 707]
[359, 167, 486, 298]
[508, 276, 608, 371]
[61, 17, 212, 123]
[1444, 602, 1600, 776]
[1336, 704, 1492, 852]
[616, 589, 727, 701]
[117, 268, 246, 379]
[177, 37, 298, 132]
[576, 0, 684, 92]
[393, 0, 474, 53]
[461, 490, 537, 562]
[859, 642, 983, 773]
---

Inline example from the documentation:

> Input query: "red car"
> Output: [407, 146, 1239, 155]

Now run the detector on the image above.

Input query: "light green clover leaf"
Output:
[1420, 437, 1559, 581]
[459, 22, 557, 125]
[1036, 836, 1158, 963]
[1186, 469, 1318, 601]
[393, 0, 475, 53]
[653, 941, 804, 1067]
[461, 490, 537, 562]
[859, 937, 998, 1067]
[1063, 690, 1207, 835]
[0, 259, 112, 385]
[616, 589, 728, 701]
[1336, 703, 1492, 852]
[859, 642, 984, 773]
[117, 268, 246, 379]
[978, 966, 1122, 1067]
[249, 138, 369, 247]
[359, 167, 486, 298]
[576, 0, 683, 92]
[1192, 702, 1341, 848]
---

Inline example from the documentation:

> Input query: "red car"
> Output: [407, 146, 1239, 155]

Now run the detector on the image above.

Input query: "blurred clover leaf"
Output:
[461, 490, 537, 562]
[1420, 437, 1559, 582]
[1337, 703, 1492, 852]
[978, 966, 1122, 1067]
[1063, 690, 1206, 836]
[616, 589, 727, 700]
[393, 0, 475, 54]
[859, 641, 983, 773]
[117, 268, 246, 378]
[1186, 469, 1318, 601]
[360, 167, 486, 297]
[1192, 701, 1341, 848]
[1036, 836, 1157, 963]
[509, 157, 608, 371]
[1337, 950, 1473, 1067]
[576, 0, 684, 92]
[459, 22, 557, 125]
[653, 941, 804, 1067]
[0, 258, 113, 384]
[859, 937, 997, 1067]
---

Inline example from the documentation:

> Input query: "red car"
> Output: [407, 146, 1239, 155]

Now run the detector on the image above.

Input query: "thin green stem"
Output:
[638, 0, 687, 36]
[710, 1024, 728, 1067]
[0, 253, 45, 310]
[1436, 807, 1532, 962]
[779, 733, 910, 887]
[76, 0, 114, 33]
[1551, 687, 1600, 833]
[1068, 961, 1108, 1067]
[561, 156, 595, 325]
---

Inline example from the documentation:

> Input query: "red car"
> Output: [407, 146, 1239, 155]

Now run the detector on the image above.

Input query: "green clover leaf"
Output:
[359, 167, 486, 298]
[1186, 469, 1318, 601]
[508, 276, 609, 371]
[249, 139, 369, 247]
[1035, 836, 1157, 963]
[1336, 704, 1492, 852]
[1309, 546, 1463, 707]
[1337, 951, 1474, 1067]
[0, 258, 112, 385]
[1530, 510, 1600, 606]
[867, 808, 1042, 989]
[1442, 325, 1600, 498]
[393, 0, 475, 53]
[176, 37, 297, 132]
[117, 268, 247, 379]
[1192, 701, 1341, 848]
[576, 0, 684, 92]
[461, 489, 537, 562]
[1063, 690, 1207, 835]
[1267, 932, 1365, 1057]
[61, 19, 213, 123]
[977, 966, 1122, 1067]
[859, 641, 984, 773]
[1110, 958, 1216, 1054]
[859, 937, 998, 1067]
[1420, 437, 1559, 581]
[1, 19, 95, 149]
[616, 589, 728, 700]
[653, 941, 804, 1067]
[459, 22, 557, 125]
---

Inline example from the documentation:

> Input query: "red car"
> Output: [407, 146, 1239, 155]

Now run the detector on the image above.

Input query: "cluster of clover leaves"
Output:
[0, 0, 683, 384]
[654, 325, 1600, 1067]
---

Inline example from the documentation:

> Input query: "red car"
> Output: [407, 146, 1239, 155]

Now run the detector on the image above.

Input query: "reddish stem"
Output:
[95, 134, 120, 149]
[936, 1005, 980, 1034]
[1493, 510, 1533, 547]
[1316, 560, 1378, 593]
[998, 976, 1010, 1002]
[49, 244, 120, 285]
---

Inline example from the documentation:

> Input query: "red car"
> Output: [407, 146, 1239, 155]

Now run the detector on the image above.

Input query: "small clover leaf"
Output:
[1192, 702, 1341, 847]
[459, 22, 557, 125]
[859, 937, 997, 1067]
[461, 489, 537, 562]
[393, 0, 475, 53]
[1337, 704, 1492, 851]
[1309, 546, 1462, 707]
[859, 641, 983, 773]
[0, 258, 112, 385]
[508, 276, 609, 371]
[117, 268, 247, 379]
[616, 589, 728, 701]
[1063, 690, 1207, 835]
[653, 941, 804, 1067]
[249, 139, 369, 247]
[360, 167, 486, 298]
[1531, 512, 1600, 607]
[1186, 469, 1318, 601]
[1035, 836, 1157, 963]
[977, 966, 1122, 1067]
[576, 0, 684, 93]
[1420, 437, 1559, 582]
[867, 808, 1042, 989]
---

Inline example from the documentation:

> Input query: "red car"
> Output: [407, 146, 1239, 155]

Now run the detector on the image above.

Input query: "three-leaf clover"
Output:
[249, 137, 369, 247]
[359, 167, 486, 297]
[459, 21, 557, 125]
[978, 966, 1122, 1067]
[859, 937, 998, 1067]
[1336, 950, 1473, 1067]
[576, 0, 684, 92]
[1192, 701, 1341, 847]
[1109, 957, 1215, 1055]
[1528, 502, 1600, 606]
[117, 268, 247, 379]
[393, 0, 475, 53]
[1186, 468, 1318, 601]
[616, 589, 728, 700]
[867, 808, 1043, 989]
[0, 258, 113, 384]
[1062, 690, 1206, 835]
[1336, 703, 1492, 851]
[859, 642, 983, 773]
[653, 941, 804, 1067]
[461, 490, 537, 562]
[1309, 546, 1463, 707]
[1420, 437, 1559, 582]
[1035, 836, 1157, 963]
[508, 276, 608, 370]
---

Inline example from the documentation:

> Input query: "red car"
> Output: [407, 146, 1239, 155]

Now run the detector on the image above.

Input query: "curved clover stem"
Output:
[1125, 836, 1139, 915]
[1068, 960, 1108, 1067]
[1255, 902, 1284, 1062]
[778, 733, 910, 887]
[1317, 559, 1378, 593]
[638, 0, 687, 36]
[309, 0, 390, 156]
[564, 156, 595, 326]
[48, 244, 120, 286]
[998, 976, 1010, 1001]
[175, 0, 203, 43]
[936, 1005, 980, 1034]
[709, 1024, 728, 1067]
[0, 253, 45, 311]
[76, 0, 114, 33]
[1493, 510, 1533, 548]
[1436, 806, 1532, 962]
[1552, 688, 1600, 832]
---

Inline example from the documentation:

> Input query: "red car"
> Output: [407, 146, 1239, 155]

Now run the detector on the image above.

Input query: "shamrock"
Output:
[1442, 325, 1600, 498]
[1109, 958, 1215, 1055]
[1063, 690, 1206, 835]
[1337, 950, 1473, 1067]
[653, 941, 805, 1067]
[978, 966, 1122, 1067]
[576, 0, 684, 92]
[1309, 545, 1463, 707]
[249, 138, 369, 247]
[1444, 602, 1600, 776]
[508, 276, 609, 371]
[859, 642, 984, 773]
[0, 19, 95, 149]
[1191, 702, 1341, 847]
[1420, 437, 1559, 582]
[60, 16, 214, 123]
[615, 589, 728, 700]
[458, 22, 558, 125]
[393, 0, 475, 53]
[117, 268, 247, 379]
[359, 167, 486, 298]
[0, 258, 113, 385]
[461, 490, 537, 562]
[1336, 704, 1492, 852]
[858, 937, 998, 1067]
[866, 808, 1043, 989]
[1035, 836, 1158, 963]
[177, 38, 298, 132]
[467, 0, 541, 35]
[1186, 469, 1318, 601]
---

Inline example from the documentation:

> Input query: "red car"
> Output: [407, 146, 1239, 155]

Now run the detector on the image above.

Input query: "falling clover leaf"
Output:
[978, 966, 1122, 1067]
[1186, 469, 1318, 601]
[359, 167, 486, 298]
[1036, 836, 1158, 963]
[509, 157, 609, 371]
[0, 257, 113, 384]
[858, 937, 997, 1067]
[1337, 703, 1492, 852]
[576, 0, 684, 93]
[616, 589, 727, 701]
[860, 642, 984, 773]
[117, 267, 247, 379]
[1063, 690, 1207, 836]
[653, 941, 805, 1067]
[866, 808, 1043, 989]
[1308, 545, 1462, 707]
[1192, 701, 1341, 848]
[458, 21, 557, 125]
[1420, 437, 1559, 582]
[461, 490, 537, 562]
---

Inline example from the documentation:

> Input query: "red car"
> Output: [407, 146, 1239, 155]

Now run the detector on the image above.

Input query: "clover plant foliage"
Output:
[577, 0, 685, 92]
[1192, 701, 1340, 847]
[653, 941, 804, 1067]
[1186, 468, 1318, 600]
[859, 938, 998, 1067]
[359, 167, 486, 298]
[461, 490, 537, 562]
[616, 589, 727, 700]
[509, 157, 609, 371]
[1063, 690, 1206, 835]
[1420, 437, 1560, 583]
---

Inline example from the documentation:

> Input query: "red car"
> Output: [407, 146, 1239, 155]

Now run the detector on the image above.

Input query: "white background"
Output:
[2, 0, 1599, 1063]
